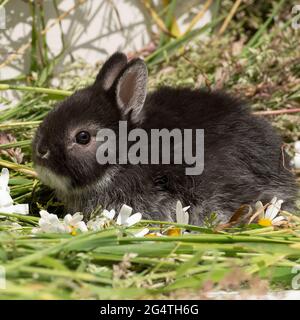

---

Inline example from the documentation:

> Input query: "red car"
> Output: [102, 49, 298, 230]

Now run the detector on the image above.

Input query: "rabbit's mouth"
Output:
[35, 165, 72, 194]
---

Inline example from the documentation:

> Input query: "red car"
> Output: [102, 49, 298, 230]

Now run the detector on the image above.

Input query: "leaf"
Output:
[215, 204, 253, 231]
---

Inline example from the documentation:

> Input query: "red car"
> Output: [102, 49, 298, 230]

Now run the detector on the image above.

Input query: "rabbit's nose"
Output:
[37, 145, 50, 159]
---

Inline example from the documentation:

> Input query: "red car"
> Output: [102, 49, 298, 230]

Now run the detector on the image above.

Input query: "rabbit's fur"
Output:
[32, 52, 297, 225]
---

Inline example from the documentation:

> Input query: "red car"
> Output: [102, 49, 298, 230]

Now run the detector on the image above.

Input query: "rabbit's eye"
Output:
[75, 131, 91, 145]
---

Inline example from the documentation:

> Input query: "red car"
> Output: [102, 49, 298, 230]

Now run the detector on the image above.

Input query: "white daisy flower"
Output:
[165, 201, 190, 236]
[86, 209, 116, 231]
[257, 197, 286, 227]
[88, 205, 141, 230]
[32, 210, 66, 234]
[32, 211, 88, 235]
[87, 216, 110, 231]
[116, 204, 142, 227]
[63, 212, 88, 235]
[0, 168, 29, 215]
[88, 207, 146, 235]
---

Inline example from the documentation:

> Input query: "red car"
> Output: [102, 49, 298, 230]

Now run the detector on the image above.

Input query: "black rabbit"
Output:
[32, 52, 297, 225]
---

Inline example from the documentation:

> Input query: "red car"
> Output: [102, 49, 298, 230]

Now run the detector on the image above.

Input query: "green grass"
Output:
[1, 212, 300, 299]
[0, 0, 299, 299]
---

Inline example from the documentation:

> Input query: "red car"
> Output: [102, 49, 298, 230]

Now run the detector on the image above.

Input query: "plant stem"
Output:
[0, 121, 41, 129]
[0, 84, 72, 96]
[0, 159, 37, 177]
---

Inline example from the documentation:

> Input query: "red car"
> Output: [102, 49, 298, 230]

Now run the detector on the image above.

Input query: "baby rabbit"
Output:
[32, 52, 297, 225]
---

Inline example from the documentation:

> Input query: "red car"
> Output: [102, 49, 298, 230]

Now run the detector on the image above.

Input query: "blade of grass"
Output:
[159, 0, 178, 47]
[0, 121, 41, 129]
[0, 159, 37, 177]
[183, 0, 213, 35]
[0, 84, 72, 97]
[0, 139, 31, 150]
[243, 0, 286, 52]
[218, 0, 242, 35]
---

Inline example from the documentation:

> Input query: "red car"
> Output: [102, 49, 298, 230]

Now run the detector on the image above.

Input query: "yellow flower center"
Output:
[70, 226, 77, 236]
[166, 228, 182, 237]
[145, 233, 159, 237]
[258, 218, 272, 227]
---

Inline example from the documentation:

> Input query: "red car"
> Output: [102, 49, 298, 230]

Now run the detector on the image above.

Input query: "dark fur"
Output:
[32, 52, 297, 225]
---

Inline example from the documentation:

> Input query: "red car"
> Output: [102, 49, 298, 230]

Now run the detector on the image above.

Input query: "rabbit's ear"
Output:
[115, 58, 148, 122]
[95, 52, 128, 91]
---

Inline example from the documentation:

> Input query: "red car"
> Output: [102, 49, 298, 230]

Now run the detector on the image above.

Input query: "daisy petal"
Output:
[0, 205, 16, 214]
[63, 214, 72, 224]
[176, 201, 183, 223]
[9, 204, 29, 215]
[272, 216, 286, 224]
[176, 201, 190, 225]
[103, 209, 115, 220]
[87, 217, 107, 231]
[0, 190, 13, 207]
[125, 212, 142, 227]
[134, 228, 149, 237]
[76, 221, 88, 232]
[265, 199, 283, 220]
[254, 201, 264, 219]
[0, 168, 9, 190]
[255, 201, 263, 211]
[295, 141, 300, 153]
[39, 210, 50, 219]
[183, 211, 189, 225]
[70, 213, 84, 225]
[117, 205, 132, 225]
[294, 155, 300, 169]
[48, 214, 60, 225]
